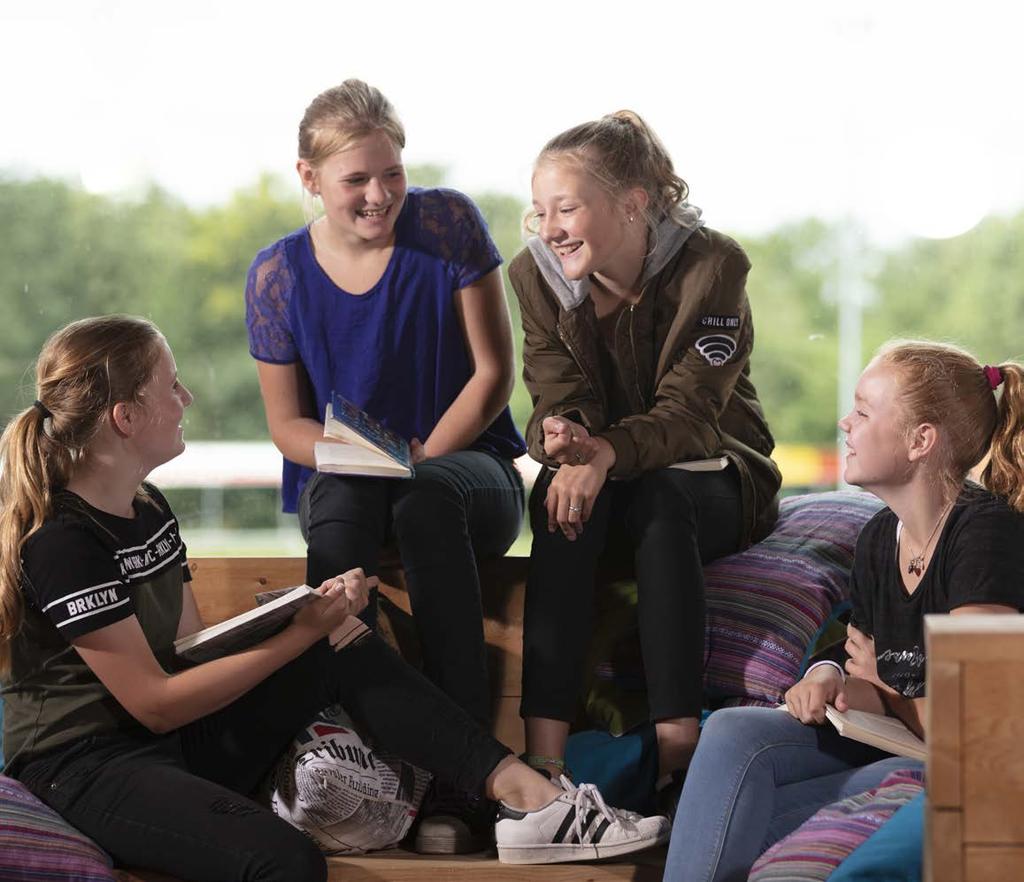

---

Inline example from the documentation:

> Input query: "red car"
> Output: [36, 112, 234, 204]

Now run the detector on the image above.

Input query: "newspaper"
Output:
[268, 705, 431, 854]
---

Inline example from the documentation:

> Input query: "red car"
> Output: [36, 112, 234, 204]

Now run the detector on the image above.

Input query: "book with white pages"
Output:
[314, 391, 413, 479]
[174, 584, 315, 664]
[669, 456, 730, 472]
[823, 705, 927, 761]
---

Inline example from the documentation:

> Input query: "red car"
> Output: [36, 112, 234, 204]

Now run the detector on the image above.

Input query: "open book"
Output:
[174, 585, 315, 663]
[824, 705, 926, 761]
[314, 392, 413, 479]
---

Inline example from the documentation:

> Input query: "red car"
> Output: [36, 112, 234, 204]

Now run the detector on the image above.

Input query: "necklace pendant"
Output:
[907, 556, 924, 577]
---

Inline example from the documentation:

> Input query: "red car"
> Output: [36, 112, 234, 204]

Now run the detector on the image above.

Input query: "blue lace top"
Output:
[245, 187, 526, 512]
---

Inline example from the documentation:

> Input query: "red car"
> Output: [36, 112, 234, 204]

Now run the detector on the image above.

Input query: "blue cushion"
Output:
[827, 791, 924, 882]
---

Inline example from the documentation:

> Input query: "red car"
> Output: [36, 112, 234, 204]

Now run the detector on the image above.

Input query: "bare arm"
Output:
[420, 268, 516, 458]
[255, 360, 322, 468]
[176, 582, 204, 639]
[73, 572, 371, 734]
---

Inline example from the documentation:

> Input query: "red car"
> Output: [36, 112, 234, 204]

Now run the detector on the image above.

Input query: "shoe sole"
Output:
[497, 833, 667, 865]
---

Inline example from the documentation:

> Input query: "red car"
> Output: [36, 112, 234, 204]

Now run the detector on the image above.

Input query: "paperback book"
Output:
[174, 585, 314, 664]
[824, 705, 926, 761]
[314, 392, 413, 479]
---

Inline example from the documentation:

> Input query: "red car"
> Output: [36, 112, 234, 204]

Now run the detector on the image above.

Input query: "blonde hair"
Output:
[877, 340, 1024, 512]
[530, 110, 688, 230]
[0, 315, 165, 673]
[298, 79, 405, 167]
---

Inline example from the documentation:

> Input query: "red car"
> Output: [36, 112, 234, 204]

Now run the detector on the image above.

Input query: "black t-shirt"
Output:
[850, 483, 1024, 698]
[1, 485, 188, 773]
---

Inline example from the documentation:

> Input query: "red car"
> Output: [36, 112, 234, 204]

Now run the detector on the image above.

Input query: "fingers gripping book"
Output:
[314, 392, 414, 479]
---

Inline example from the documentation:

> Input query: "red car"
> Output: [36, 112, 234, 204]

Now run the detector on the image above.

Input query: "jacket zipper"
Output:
[627, 284, 649, 410]
[557, 323, 600, 402]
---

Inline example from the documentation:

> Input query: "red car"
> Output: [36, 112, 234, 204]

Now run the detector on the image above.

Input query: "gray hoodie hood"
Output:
[526, 202, 705, 312]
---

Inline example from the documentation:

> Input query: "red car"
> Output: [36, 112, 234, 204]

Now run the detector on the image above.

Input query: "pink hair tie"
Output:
[983, 365, 1003, 390]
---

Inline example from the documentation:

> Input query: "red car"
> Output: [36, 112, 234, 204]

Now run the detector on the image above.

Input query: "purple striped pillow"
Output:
[0, 775, 115, 882]
[748, 768, 924, 881]
[703, 490, 884, 704]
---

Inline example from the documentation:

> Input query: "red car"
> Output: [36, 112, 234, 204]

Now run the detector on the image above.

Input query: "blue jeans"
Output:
[663, 707, 923, 882]
[299, 450, 524, 726]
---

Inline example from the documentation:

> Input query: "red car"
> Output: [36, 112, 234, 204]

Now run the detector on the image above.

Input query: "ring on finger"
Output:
[568, 504, 583, 514]
[573, 452, 584, 464]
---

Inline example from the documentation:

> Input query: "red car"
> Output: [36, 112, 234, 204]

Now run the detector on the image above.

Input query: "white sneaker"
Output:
[495, 777, 670, 864]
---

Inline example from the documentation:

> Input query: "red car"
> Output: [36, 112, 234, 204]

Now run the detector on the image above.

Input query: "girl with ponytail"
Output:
[0, 316, 669, 880]
[509, 111, 781, 787]
[664, 340, 1024, 882]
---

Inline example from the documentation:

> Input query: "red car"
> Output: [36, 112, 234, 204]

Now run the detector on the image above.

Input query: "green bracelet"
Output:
[522, 754, 571, 780]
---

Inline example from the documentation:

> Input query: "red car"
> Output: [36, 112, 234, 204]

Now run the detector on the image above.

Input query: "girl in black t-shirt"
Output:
[0, 316, 669, 881]
[664, 340, 1024, 882]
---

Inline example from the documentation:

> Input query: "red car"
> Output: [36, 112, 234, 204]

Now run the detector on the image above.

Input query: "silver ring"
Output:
[568, 504, 582, 513]
[573, 452, 584, 464]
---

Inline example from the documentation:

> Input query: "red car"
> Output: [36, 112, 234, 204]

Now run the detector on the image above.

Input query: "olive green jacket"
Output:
[509, 222, 781, 546]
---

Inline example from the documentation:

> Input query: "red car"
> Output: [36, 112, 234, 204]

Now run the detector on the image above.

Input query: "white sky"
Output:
[3, 0, 1022, 242]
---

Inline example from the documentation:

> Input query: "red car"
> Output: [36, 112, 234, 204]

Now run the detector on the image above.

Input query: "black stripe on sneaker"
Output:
[552, 806, 578, 844]
[570, 810, 599, 844]
[591, 817, 612, 843]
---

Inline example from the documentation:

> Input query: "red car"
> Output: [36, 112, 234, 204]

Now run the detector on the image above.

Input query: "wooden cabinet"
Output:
[926, 615, 1024, 882]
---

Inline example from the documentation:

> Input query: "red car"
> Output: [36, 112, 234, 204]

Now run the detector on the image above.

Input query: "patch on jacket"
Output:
[695, 334, 738, 366]
[697, 314, 740, 330]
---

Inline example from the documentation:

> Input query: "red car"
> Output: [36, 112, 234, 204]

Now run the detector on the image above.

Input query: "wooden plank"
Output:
[965, 845, 1024, 881]
[928, 659, 962, 809]
[926, 614, 1024, 663]
[119, 847, 668, 882]
[188, 557, 305, 623]
[926, 808, 963, 882]
[962, 662, 1024, 842]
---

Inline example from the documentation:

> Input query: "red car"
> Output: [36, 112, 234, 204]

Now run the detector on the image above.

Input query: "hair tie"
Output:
[33, 399, 53, 419]
[983, 365, 1003, 391]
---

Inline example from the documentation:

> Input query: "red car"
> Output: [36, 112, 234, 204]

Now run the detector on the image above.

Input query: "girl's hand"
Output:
[844, 624, 897, 694]
[542, 416, 601, 466]
[545, 460, 609, 541]
[293, 569, 376, 636]
[784, 665, 846, 724]
[409, 438, 427, 465]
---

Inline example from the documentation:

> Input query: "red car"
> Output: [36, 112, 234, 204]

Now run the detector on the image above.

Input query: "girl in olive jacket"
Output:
[509, 111, 782, 786]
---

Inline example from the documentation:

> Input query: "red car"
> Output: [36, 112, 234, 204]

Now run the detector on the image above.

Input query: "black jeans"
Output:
[521, 465, 743, 723]
[17, 635, 510, 882]
[299, 451, 524, 726]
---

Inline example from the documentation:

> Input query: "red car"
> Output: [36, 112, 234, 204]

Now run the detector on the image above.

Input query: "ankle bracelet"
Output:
[522, 754, 571, 779]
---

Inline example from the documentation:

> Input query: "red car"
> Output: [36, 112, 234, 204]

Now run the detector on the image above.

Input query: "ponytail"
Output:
[0, 406, 68, 673]
[983, 363, 1024, 513]
[0, 315, 164, 675]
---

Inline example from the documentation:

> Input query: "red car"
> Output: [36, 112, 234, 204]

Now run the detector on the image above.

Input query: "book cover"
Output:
[319, 392, 413, 478]
[174, 584, 315, 664]
[824, 705, 926, 761]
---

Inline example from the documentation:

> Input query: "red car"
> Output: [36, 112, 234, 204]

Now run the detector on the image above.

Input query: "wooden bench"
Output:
[926, 614, 1024, 882]
[116, 557, 666, 882]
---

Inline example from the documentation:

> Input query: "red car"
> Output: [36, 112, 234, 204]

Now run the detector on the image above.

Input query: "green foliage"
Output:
[2, 171, 1023, 459]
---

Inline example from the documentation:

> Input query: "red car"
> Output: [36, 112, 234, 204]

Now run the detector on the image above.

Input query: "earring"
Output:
[628, 215, 635, 223]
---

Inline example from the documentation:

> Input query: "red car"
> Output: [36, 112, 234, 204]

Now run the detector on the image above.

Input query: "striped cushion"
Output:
[748, 768, 925, 881]
[0, 775, 115, 882]
[584, 491, 884, 731]
[703, 490, 884, 704]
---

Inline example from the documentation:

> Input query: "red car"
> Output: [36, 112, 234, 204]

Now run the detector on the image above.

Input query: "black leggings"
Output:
[521, 465, 743, 724]
[17, 635, 510, 882]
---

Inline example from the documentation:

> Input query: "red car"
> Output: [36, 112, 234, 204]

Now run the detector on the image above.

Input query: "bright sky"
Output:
[3, 0, 1022, 242]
